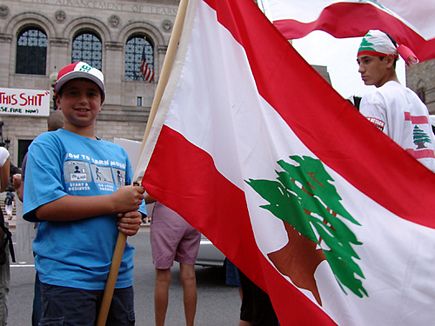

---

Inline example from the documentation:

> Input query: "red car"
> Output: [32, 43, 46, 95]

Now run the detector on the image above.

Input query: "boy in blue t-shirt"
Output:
[23, 61, 145, 325]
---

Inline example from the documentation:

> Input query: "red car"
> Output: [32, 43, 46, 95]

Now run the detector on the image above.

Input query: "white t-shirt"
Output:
[360, 81, 435, 172]
[0, 147, 9, 167]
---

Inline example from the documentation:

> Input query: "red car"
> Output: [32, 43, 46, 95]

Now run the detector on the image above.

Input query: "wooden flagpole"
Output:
[96, 0, 189, 324]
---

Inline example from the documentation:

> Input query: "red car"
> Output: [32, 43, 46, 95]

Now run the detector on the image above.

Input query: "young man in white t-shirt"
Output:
[357, 30, 435, 172]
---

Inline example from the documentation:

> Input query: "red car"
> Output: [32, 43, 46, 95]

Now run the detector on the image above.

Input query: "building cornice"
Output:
[49, 37, 69, 47]
[157, 45, 168, 54]
[0, 33, 12, 43]
[105, 41, 124, 51]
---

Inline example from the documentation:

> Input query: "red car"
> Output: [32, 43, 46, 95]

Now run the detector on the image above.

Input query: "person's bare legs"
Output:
[239, 321, 251, 326]
[155, 268, 171, 326]
[179, 263, 197, 326]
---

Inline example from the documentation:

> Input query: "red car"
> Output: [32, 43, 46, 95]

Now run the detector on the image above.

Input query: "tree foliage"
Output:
[413, 125, 431, 149]
[247, 155, 367, 298]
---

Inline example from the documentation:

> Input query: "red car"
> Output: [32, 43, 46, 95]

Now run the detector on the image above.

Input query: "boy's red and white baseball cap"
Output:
[54, 61, 105, 99]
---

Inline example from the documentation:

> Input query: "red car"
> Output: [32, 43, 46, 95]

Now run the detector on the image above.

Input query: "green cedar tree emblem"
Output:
[359, 33, 376, 52]
[246, 155, 368, 298]
[413, 125, 432, 149]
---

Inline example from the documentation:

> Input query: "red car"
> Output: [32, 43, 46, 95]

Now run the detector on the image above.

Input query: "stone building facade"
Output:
[406, 59, 435, 115]
[0, 0, 178, 166]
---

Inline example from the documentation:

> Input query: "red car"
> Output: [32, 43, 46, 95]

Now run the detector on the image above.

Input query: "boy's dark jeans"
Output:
[39, 282, 135, 326]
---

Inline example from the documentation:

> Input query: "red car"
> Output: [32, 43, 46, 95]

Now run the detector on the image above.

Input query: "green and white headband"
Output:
[357, 30, 419, 65]
[357, 30, 397, 57]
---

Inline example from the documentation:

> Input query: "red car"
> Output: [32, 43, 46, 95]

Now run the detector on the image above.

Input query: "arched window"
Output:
[16, 27, 47, 75]
[72, 31, 102, 69]
[124, 35, 154, 81]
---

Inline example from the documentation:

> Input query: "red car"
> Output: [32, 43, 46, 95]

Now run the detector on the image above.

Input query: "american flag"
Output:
[140, 46, 154, 82]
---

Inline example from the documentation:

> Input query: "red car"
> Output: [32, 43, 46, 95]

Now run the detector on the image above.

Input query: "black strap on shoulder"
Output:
[0, 221, 16, 263]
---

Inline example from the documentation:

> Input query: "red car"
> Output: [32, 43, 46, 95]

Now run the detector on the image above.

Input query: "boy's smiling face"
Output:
[56, 78, 103, 132]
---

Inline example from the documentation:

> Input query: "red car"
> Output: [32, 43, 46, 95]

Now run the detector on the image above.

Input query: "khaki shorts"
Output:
[150, 203, 201, 269]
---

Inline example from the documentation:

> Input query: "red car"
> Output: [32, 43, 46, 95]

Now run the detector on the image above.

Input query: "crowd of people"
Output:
[0, 29, 433, 326]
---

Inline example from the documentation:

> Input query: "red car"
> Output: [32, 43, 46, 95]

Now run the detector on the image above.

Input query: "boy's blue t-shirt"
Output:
[23, 128, 145, 290]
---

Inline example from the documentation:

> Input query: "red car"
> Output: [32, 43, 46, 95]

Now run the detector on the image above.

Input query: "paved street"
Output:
[8, 226, 241, 325]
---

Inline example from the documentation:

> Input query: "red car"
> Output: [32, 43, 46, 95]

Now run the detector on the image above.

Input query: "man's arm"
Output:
[12, 174, 23, 202]
[14, 154, 27, 202]
[35, 185, 145, 222]
[359, 93, 388, 133]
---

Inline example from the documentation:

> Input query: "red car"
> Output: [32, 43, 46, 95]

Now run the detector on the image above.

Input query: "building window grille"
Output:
[18, 139, 33, 167]
[72, 32, 102, 69]
[137, 96, 143, 107]
[124, 35, 154, 81]
[16, 27, 47, 75]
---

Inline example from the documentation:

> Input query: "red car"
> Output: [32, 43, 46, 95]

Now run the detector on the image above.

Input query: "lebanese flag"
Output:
[260, 0, 435, 62]
[138, 0, 435, 324]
